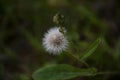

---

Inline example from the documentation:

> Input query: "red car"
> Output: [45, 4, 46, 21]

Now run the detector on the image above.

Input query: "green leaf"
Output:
[81, 38, 101, 60]
[32, 64, 97, 80]
[20, 28, 43, 51]
[115, 38, 120, 60]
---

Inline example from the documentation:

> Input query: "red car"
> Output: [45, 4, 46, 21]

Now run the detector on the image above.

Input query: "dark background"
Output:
[0, 0, 120, 80]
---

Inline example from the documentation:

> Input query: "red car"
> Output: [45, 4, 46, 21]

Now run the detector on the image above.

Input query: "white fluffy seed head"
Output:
[43, 27, 68, 55]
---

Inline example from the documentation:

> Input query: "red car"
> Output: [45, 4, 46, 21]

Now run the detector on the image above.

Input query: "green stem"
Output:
[66, 52, 90, 68]
[95, 71, 120, 75]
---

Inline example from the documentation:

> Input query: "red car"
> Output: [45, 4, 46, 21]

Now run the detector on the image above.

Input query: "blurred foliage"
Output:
[0, 0, 120, 80]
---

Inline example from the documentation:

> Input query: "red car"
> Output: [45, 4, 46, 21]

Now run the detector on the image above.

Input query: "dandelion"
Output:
[43, 27, 68, 54]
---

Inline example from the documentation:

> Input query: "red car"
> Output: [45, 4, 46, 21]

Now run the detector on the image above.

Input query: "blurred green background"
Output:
[0, 0, 120, 80]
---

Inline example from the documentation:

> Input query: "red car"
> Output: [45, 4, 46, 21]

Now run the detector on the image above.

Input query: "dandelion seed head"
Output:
[43, 27, 68, 54]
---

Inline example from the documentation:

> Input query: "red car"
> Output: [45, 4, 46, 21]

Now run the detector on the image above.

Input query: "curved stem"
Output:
[66, 52, 90, 68]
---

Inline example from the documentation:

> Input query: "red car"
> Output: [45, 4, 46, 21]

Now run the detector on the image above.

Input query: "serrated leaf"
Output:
[32, 64, 97, 80]
[81, 38, 101, 60]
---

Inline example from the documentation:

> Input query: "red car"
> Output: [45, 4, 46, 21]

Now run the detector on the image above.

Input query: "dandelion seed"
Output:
[43, 27, 68, 55]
